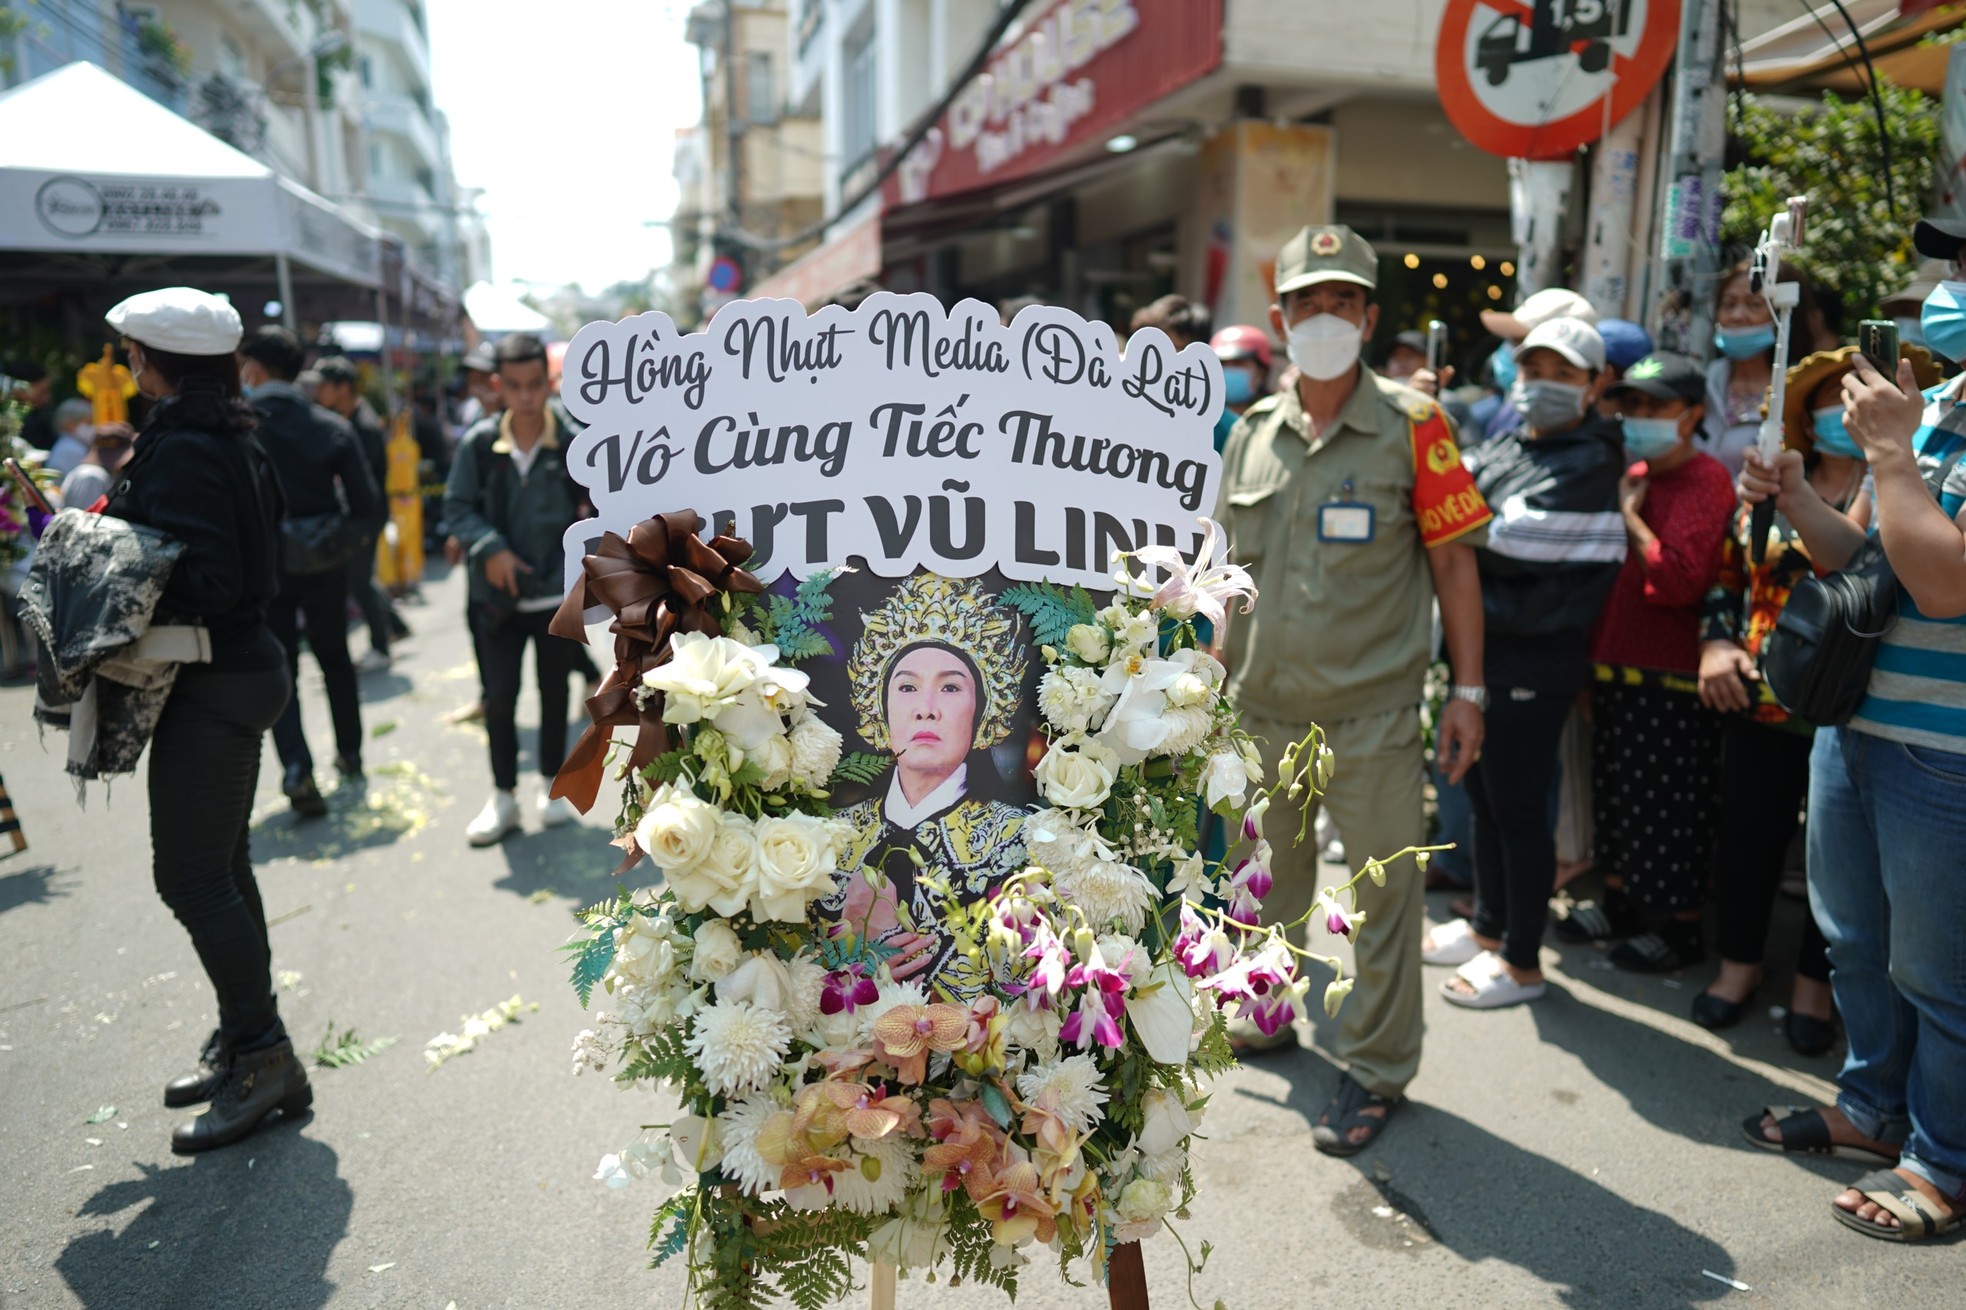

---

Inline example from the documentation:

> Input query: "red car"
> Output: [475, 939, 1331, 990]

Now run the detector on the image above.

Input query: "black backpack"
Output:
[1762, 448, 1964, 725]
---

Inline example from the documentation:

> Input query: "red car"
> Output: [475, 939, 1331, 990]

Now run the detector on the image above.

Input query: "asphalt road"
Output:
[1, 563, 1958, 1309]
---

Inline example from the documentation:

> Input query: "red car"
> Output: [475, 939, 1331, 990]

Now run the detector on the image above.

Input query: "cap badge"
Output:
[1627, 358, 1664, 379]
[1310, 231, 1342, 257]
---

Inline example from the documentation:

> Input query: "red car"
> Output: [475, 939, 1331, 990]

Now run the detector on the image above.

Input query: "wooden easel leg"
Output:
[869, 1260, 896, 1310]
[1108, 1242, 1149, 1310]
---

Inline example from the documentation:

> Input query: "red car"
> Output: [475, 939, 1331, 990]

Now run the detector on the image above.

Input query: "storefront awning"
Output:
[1733, 0, 1964, 96]
[0, 62, 383, 291]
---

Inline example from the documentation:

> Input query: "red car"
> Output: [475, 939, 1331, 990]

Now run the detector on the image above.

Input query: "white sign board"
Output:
[557, 294, 1222, 592]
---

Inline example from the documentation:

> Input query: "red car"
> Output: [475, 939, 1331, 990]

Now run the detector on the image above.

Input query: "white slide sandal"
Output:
[1422, 918, 1483, 966]
[1441, 951, 1546, 1009]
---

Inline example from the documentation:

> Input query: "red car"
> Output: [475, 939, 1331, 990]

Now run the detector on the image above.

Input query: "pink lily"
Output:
[1115, 516, 1257, 628]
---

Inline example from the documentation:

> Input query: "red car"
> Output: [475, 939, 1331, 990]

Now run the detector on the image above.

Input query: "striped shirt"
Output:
[1849, 380, 1966, 753]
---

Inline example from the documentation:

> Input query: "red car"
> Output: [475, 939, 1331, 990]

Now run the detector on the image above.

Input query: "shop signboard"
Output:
[884, 0, 1223, 209]
[1436, 0, 1681, 160]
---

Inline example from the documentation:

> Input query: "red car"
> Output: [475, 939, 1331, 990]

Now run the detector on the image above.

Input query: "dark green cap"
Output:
[1276, 224, 1378, 296]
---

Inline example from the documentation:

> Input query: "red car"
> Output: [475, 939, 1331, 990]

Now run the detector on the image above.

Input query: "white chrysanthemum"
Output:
[830, 1132, 916, 1214]
[788, 713, 844, 789]
[685, 999, 791, 1098]
[1017, 1052, 1110, 1133]
[1156, 703, 1214, 759]
[1052, 858, 1155, 934]
[1025, 810, 1107, 878]
[784, 953, 828, 1036]
[716, 1093, 783, 1195]
[1038, 665, 1113, 734]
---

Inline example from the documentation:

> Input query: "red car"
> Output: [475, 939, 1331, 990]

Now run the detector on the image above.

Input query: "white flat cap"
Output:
[1518, 316, 1607, 372]
[106, 287, 243, 355]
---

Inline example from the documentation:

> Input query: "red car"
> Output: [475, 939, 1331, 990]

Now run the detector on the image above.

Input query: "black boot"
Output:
[163, 1029, 229, 1108]
[284, 762, 328, 818]
[171, 1037, 312, 1155]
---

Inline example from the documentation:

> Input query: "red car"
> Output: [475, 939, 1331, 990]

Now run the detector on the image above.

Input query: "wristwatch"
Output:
[1449, 684, 1489, 713]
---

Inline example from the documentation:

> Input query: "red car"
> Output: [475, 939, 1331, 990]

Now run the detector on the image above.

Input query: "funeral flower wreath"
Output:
[563, 515, 1435, 1309]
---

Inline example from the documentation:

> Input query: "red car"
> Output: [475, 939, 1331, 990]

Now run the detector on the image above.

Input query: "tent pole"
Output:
[276, 253, 298, 332]
[376, 285, 398, 415]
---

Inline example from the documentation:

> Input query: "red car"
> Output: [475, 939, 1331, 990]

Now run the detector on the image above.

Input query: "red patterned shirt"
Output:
[1589, 451, 1738, 675]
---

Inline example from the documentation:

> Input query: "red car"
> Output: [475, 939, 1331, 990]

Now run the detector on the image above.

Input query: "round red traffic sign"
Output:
[1437, 0, 1681, 160]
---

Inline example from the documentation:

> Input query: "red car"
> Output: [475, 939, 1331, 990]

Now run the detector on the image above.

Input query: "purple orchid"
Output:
[1223, 840, 1274, 923]
[818, 962, 880, 1016]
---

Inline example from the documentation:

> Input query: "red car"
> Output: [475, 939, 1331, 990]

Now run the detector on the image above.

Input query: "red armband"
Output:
[1408, 404, 1491, 547]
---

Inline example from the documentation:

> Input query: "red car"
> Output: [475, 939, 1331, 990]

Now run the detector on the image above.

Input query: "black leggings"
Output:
[149, 650, 290, 1044]
[1469, 686, 1575, 971]
[267, 567, 363, 773]
[1711, 716, 1830, 981]
[475, 604, 578, 791]
[1591, 681, 1721, 914]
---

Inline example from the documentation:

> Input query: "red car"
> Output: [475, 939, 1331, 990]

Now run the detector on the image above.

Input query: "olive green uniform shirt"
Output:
[1214, 368, 1488, 726]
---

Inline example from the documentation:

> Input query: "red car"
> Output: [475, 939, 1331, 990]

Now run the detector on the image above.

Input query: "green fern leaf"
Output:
[1000, 581, 1098, 650]
[827, 751, 889, 788]
[567, 928, 616, 1008]
[647, 1191, 695, 1268]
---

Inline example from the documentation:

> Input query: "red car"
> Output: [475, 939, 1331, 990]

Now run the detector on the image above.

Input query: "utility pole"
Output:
[723, 1, 744, 246]
[1653, 0, 1728, 359]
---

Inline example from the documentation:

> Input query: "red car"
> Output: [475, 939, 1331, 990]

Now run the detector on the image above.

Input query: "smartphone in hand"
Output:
[4, 458, 52, 516]
[1858, 319, 1899, 379]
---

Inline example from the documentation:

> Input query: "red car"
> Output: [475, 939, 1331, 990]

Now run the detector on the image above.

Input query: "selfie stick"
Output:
[1748, 195, 1808, 564]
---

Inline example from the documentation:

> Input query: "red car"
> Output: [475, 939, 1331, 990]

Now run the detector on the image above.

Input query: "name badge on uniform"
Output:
[1319, 481, 1375, 543]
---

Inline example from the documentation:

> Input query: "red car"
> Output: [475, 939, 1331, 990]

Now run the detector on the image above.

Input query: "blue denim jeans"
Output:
[1807, 726, 1966, 1198]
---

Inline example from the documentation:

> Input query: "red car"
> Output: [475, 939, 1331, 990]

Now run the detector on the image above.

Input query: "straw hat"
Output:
[1780, 343, 1941, 455]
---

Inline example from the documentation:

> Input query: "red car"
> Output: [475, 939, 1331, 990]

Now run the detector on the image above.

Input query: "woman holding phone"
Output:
[100, 288, 312, 1153]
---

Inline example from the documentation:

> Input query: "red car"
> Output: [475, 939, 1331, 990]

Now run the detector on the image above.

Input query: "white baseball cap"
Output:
[1517, 316, 1607, 372]
[105, 287, 243, 355]
[1481, 287, 1599, 341]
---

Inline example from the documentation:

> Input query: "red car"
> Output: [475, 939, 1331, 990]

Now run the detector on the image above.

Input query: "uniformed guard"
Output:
[1215, 223, 1492, 1157]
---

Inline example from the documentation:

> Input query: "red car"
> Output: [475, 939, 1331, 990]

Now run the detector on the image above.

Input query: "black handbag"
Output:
[280, 511, 360, 575]
[1762, 448, 1963, 726]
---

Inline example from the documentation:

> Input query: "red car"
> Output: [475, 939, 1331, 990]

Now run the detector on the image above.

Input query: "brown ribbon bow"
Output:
[547, 510, 763, 813]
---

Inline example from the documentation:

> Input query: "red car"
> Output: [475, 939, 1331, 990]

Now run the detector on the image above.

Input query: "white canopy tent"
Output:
[463, 281, 555, 339]
[0, 61, 385, 331]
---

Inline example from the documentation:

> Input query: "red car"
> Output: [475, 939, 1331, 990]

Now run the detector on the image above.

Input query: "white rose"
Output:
[1137, 1087, 1198, 1156]
[688, 919, 743, 982]
[788, 714, 843, 789]
[716, 952, 797, 1014]
[1116, 1177, 1174, 1225]
[666, 811, 756, 917]
[1165, 671, 1212, 709]
[1033, 740, 1119, 810]
[609, 914, 677, 987]
[642, 633, 766, 724]
[1064, 623, 1111, 664]
[635, 784, 721, 872]
[753, 732, 795, 790]
[750, 814, 844, 922]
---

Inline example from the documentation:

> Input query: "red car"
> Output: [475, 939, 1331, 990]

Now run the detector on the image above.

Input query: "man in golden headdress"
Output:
[824, 574, 1031, 995]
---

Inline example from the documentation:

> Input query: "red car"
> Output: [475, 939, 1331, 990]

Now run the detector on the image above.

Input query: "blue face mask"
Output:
[1622, 416, 1685, 461]
[1223, 368, 1256, 405]
[1713, 323, 1777, 360]
[1490, 341, 1518, 390]
[1919, 280, 1966, 364]
[1811, 405, 1864, 460]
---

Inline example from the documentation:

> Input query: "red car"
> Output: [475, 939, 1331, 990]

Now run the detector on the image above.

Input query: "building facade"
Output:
[678, 0, 826, 325]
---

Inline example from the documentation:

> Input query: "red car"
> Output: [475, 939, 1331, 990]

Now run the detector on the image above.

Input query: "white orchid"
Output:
[1113, 516, 1256, 629]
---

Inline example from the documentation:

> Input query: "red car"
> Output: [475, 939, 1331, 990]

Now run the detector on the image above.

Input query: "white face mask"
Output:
[1286, 313, 1364, 382]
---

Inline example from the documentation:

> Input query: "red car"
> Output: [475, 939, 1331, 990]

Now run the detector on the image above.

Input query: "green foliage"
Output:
[616, 1025, 698, 1089]
[739, 568, 840, 662]
[1000, 582, 1099, 650]
[311, 1023, 398, 1069]
[1723, 86, 1944, 323]
[1190, 1012, 1238, 1078]
[827, 751, 889, 789]
[566, 925, 617, 1008]
[647, 1191, 695, 1268]
[942, 1191, 1020, 1297]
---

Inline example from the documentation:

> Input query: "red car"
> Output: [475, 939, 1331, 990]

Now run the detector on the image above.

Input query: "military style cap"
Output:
[1276, 224, 1377, 296]
[106, 286, 242, 355]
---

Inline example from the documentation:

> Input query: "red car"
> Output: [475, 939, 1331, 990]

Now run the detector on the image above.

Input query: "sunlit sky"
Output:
[427, 0, 701, 293]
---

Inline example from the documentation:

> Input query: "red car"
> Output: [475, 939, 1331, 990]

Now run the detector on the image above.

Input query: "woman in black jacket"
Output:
[1424, 317, 1626, 1007]
[102, 288, 313, 1152]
